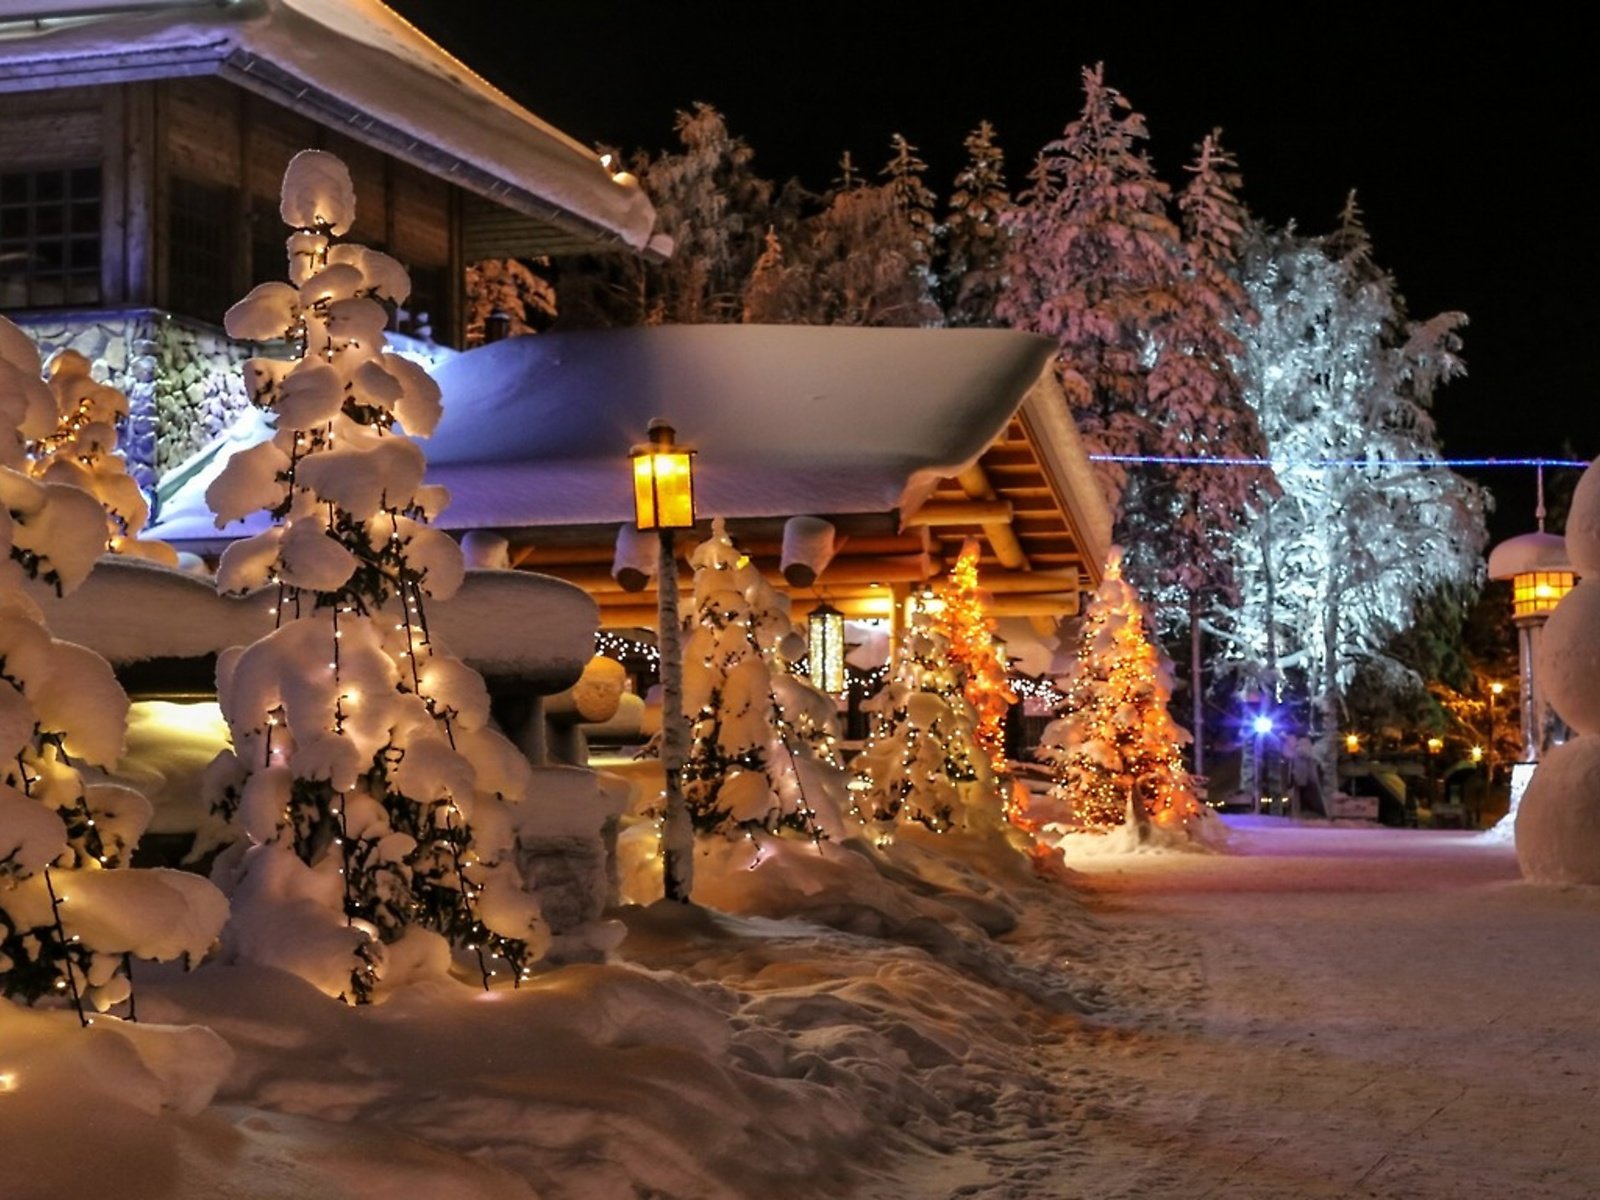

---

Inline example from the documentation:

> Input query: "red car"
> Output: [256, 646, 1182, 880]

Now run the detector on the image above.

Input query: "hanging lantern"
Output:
[630, 419, 696, 531]
[807, 602, 846, 695]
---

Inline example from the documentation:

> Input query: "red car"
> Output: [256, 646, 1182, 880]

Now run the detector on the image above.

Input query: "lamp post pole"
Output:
[630, 418, 697, 903]
[656, 526, 692, 902]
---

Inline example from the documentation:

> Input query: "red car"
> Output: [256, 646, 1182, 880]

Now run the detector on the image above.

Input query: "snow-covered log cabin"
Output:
[0, 0, 658, 499]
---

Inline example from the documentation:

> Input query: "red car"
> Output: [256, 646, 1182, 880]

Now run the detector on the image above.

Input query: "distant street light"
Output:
[630, 419, 696, 902]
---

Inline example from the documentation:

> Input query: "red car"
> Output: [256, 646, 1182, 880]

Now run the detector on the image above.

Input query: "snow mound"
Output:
[1564, 456, 1600, 574]
[0, 1000, 234, 1197]
[1050, 805, 1230, 858]
[1516, 736, 1600, 884]
[1539, 580, 1600, 733]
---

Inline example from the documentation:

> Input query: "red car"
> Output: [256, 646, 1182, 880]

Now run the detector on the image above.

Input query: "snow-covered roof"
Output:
[1487, 531, 1574, 580]
[0, 0, 657, 254]
[424, 325, 1059, 529]
[37, 556, 597, 689]
[150, 324, 1061, 539]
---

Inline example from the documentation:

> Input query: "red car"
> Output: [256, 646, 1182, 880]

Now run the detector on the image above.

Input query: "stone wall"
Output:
[12, 308, 259, 490]
[12, 308, 459, 507]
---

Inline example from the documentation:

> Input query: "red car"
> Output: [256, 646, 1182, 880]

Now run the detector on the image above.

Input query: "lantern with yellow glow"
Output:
[628, 417, 697, 902]
[807, 603, 846, 695]
[630, 419, 696, 531]
[1487, 529, 1577, 762]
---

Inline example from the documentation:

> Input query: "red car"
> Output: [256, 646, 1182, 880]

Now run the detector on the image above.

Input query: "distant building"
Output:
[0, 0, 657, 498]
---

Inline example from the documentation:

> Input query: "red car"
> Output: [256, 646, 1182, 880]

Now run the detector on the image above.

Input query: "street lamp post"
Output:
[1486, 680, 1503, 790]
[630, 419, 697, 902]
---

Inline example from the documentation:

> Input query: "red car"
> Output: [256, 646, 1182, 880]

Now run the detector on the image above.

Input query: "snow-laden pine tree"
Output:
[1217, 201, 1488, 789]
[745, 139, 941, 327]
[562, 105, 776, 327]
[678, 519, 840, 840]
[1039, 547, 1203, 835]
[996, 64, 1185, 512]
[854, 590, 995, 832]
[203, 151, 543, 1003]
[25, 348, 177, 566]
[463, 258, 556, 346]
[1, 316, 226, 1021]
[940, 121, 1011, 328]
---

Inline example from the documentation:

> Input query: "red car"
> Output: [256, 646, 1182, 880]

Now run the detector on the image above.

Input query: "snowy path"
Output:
[1039, 818, 1600, 1200]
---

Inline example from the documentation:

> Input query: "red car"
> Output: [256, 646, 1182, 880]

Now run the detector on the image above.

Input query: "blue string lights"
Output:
[1089, 454, 1587, 469]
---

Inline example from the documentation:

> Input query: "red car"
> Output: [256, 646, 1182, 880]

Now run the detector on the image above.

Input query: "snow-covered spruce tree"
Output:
[1117, 131, 1274, 768]
[940, 121, 1011, 328]
[204, 151, 542, 1003]
[25, 348, 178, 566]
[996, 63, 1186, 513]
[854, 590, 993, 832]
[1039, 547, 1202, 835]
[678, 519, 835, 840]
[2, 316, 226, 1021]
[1217, 202, 1488, 788]
[463, 258, 556, 346]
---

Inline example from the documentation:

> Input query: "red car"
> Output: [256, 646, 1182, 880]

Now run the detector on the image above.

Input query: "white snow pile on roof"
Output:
[420, 325, 1056, 528]
[0, 0, 655, 251]
[1, 826, 1114, 1198]
[36, 556, 596, 684]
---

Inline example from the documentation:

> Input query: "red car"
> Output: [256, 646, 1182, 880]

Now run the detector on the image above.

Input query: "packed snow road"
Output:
[1042, 818, 1600, 1200]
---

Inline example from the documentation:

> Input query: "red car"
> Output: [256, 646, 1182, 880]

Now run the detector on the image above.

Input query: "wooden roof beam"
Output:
[955, 464, 1030, 571]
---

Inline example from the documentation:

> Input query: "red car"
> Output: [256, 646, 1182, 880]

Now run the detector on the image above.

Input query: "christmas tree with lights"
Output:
[678, 518, 834, 839]
[854, 590, 991, 831]
[1040, 547, 1203, 835]
[26, 349, 176, 566]
[2, 316, 226, 1022]
[204, 151, 543, 1003]
[932, 541, 1016, 779]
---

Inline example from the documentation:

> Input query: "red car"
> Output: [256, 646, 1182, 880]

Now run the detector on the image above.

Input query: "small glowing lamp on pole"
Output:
[1486, 468, 1577, 764]
[807, 602, 846, 696]
[630, 419, 696, 902]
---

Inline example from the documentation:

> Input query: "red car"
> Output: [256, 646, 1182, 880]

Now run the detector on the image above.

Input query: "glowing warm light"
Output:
[1427, 737, 1444, 754]
[1489, 681, 1505, 696]
[630, 420, 696, 531]
[1511, 570, 1574, 619]
[932, 542, 1018, 809]
[1344, 733, 1360, 753]
[0, 1071, 15, 1092]
[807, 602, 847, 695]
[1471, 745, 1484, 762]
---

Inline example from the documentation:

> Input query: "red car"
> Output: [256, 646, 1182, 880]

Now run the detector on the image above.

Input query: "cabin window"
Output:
[0, 165, 101, 309]
[167, 175, 238, 325]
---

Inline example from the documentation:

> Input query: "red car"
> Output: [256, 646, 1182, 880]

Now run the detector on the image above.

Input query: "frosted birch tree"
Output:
[1216, 201, 1488, 788]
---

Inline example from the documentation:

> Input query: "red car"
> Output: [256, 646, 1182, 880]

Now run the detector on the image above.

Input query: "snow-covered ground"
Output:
[5, 816, 1599, 1199]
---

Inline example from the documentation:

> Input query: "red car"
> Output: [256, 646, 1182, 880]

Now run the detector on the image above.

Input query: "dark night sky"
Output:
[389, 2, 1593, 541]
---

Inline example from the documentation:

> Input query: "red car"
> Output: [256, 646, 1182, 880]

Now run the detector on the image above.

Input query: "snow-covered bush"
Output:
[677, 518, 844, 840]
[204, 151, 544, 1002]
[1, 317, 226, 1020]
